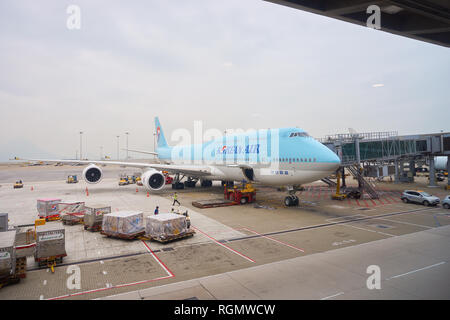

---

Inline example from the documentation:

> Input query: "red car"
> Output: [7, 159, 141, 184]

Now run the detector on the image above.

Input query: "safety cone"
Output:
[86, 187, 89, 196]
[147, 192, 149, 198]
[136, 187, 138, 193]
[31, 186, 34, 191]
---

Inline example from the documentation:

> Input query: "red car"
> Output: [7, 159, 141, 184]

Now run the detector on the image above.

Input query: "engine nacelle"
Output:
[82, 164, 103, 184]
[142, 169, 165, 191]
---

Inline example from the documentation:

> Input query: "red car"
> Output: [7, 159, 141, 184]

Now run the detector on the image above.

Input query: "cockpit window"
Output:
[289, 132, 309, 138]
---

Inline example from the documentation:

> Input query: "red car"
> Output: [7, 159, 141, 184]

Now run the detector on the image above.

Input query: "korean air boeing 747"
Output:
[16, 117, 341, 206]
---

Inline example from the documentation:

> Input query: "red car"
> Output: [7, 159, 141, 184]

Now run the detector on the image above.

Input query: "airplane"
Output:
[14, 117, 341, 206]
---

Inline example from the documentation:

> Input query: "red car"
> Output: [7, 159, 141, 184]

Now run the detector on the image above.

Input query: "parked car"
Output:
[442, 196, 450, 209]
[401, 190, 440, 206]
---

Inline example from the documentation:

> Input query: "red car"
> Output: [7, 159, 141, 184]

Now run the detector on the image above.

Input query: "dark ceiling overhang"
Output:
[265, 0, 450, 47]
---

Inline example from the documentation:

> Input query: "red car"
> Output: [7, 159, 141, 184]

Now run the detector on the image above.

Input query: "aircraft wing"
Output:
[121, 148, 158, 156]
[13, 158, 211, 177]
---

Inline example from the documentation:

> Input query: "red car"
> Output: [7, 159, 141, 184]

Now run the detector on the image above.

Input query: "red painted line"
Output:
[363, 199, 369, 208]
[192, 226, 255, 263]
[384, 197, 392, 204]
[141, 240, 175, 277]
[377, 198, 385, 205]
[347, 198, 351, 205]
[47, 242, 174, 300]
[355, 199, 362, 207]
[387, 194, 398, 202]
[47, 275, 173, 300]
[242, 227, 304, 253]
[370, 199, 377, 206]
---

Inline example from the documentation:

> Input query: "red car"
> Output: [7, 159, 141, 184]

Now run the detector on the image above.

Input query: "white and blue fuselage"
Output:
[155, 118, 340, 187]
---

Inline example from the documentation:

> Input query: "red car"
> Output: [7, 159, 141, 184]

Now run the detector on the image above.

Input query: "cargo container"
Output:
[0, 231, 16, 279]
[145, 213, 193, 242]
[59, 201, 85, 225]
[37, 198, 61, 220]
[15, 227, 35, 258]
[0, 213, 8, 232]
[35, 222, 66, 265]
[101, 211, 144, 239]
[84, 204, 111, 231]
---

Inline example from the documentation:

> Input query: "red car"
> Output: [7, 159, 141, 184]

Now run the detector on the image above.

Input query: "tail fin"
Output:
[154, 117, 169, 149]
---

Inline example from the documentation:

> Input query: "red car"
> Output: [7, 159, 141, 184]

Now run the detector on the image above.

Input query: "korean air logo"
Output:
[156, 127, 161, 142]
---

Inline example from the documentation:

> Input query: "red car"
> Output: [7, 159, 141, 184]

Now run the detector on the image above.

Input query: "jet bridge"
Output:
[320, 131, 450, 191]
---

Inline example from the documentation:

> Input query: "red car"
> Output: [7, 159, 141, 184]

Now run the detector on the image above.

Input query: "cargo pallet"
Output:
[35, 254, 66, 268]
[15, 257, 27, 279]
[0, 257, 27, 289]
[84, 224, 102, 232]
[0, 275, 20, 289]
[143, 229, 195, 243]
[100, 230, 145, 240]
[62, 217, 84, 225]
[192, 199, 236, 209]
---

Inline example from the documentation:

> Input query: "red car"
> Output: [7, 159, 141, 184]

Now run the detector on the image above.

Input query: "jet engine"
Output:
[141, 169, 165, 191]
[82, 164, 103, 184]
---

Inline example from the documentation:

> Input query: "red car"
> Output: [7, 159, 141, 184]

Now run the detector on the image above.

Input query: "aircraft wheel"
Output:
[284, 196, 293, 207]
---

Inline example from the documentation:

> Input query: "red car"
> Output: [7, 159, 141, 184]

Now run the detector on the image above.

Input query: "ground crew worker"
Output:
[172, 192, 180, 206]
[154, 206, 159, 215]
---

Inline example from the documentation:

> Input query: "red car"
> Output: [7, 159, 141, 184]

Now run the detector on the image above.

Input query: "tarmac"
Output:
[0, 163, 449, 300]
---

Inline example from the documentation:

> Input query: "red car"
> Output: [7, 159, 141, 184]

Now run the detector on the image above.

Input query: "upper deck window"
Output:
[289, 132, 309, 138]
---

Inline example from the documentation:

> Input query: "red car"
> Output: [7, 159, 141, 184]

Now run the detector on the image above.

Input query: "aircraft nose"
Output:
[323, 148, 341, 173]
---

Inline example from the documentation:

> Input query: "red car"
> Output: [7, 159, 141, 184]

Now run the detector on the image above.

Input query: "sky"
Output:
[0, 0, 449, 161]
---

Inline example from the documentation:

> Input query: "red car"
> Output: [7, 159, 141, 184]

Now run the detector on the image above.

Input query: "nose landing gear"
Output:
[284, 188, 301, 207]
[284, 194, 299, 207]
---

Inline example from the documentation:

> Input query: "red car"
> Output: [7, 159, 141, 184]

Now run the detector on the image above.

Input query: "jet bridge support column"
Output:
[355, 137, 361, 189]
[394, 159, 399, 184]
[447, 155, 450, 190]
[429, 155, 437, 187]
[409, 160, 416, 178]
[341, 167, 346, 188]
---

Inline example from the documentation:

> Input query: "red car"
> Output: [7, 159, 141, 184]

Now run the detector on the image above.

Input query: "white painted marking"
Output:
[102, 271, 107, 275]
[321, 292, 344, 300]
[344, 224, 395, 237]
[100, 261, 104, 264]
[386, 262, 446, 280]
[43, 280, 47, 286]
[378, 218, 432, 229]
[39, 295, 44, 300]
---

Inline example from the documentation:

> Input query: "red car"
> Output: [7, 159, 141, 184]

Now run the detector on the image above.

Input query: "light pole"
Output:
[79, 131, 83, 160]
[116, 136, 120, 160]
[125, 132, 129, 160]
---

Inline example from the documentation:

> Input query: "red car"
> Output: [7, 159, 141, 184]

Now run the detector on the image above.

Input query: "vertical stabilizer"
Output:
[155, 117, 169, 149]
